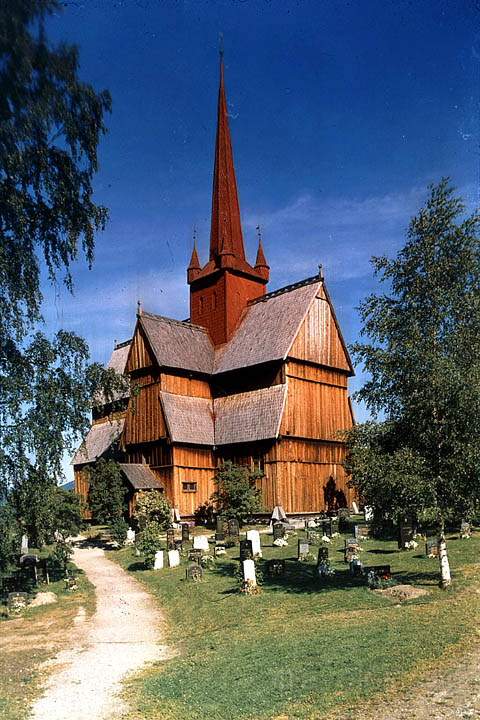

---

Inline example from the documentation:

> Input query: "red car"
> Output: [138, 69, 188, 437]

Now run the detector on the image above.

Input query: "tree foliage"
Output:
[346, 180, 480, 528]
[88, 459, 127, 524]
[211, 461, 263, 525]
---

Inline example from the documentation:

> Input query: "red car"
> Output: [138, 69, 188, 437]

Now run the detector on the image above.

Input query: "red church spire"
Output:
[187, 238, 201, 282]
[209, 55, 245, 264]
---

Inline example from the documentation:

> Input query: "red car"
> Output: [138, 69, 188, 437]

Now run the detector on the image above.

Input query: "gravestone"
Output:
[354, 525, 370, 541]
[188, 548, 202, 564]
[344, 538, 359, 563]
[242, 559, 257, 586]
[317, 547, 329, 564]
[126, 527, 135, 545]
[239, 539, 253, 561]
[298, 539, 310, 560]
[425, 537, 439, 558]
[171, 507, 181, 524]
[186, 563, 203, 582]
[174, 539, 183, 553]
[352, 501, 360, 514]
[37, 558, 50, 585]
[246, 530, 262, 557]
[181, 523, 190, 543]
[228, 518, 240, 543]
[363, 564, 391, 580]
[168, 549, 180, 568]
[273, 522, 285, 541]
[8, 592, 28, 613]
[21, 534, 29, 555]
[20, 554, 38, 583]
[166, 528, 176, 550]
[215, 531, 225, 543]
[266, 558, 285, 576]
[306, 530, 321, 545]
[153, 550, 164, 570]
[193, 535, 210, 553]
[460, 520, 471, 538]
[214, 545, 226, 557]
[349, 558, 363, 576]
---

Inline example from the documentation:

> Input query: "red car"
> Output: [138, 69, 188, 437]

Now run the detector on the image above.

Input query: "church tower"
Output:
[187, 56, 269, 346]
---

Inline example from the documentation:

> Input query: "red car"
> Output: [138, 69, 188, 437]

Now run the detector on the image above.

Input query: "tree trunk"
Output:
[438, 532, 451, 589]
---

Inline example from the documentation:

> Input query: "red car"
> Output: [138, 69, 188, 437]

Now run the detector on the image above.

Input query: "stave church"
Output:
[73, 58, 355, 520]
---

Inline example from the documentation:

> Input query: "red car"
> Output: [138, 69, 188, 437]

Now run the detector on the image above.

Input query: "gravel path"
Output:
[30, 542, 170, 720]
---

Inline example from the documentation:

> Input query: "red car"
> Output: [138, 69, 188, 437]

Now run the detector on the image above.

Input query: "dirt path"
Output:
[30, 543, 170, 720]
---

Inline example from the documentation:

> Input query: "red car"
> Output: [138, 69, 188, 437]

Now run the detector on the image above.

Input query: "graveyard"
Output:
[110, 519, 480, 720]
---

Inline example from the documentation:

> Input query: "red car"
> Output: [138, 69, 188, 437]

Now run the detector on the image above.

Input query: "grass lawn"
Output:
[113, 525, 480, 720]
[0, 552, 95, 720]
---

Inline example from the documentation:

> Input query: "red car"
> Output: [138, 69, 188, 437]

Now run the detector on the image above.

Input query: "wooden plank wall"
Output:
[289, 289, 351, 371]
[161, 372, 212, 398]
[125, 324, 155, 373]
[123, 383, 167, 444]
[172, 446, 215, 516]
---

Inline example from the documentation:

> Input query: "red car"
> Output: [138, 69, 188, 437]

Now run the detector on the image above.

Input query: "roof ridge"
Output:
[248, 274, 321, 305]
[114, 339, 132, 350]
[141, 311, 210, 334]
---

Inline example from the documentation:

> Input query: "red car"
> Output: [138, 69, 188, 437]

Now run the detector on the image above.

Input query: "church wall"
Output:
[190, 273, 227, 346]
[160, 372, 212, 398]
[74, 466, 92, 520]
[123, 382, 167, 445]
[172, 445, 216, 516]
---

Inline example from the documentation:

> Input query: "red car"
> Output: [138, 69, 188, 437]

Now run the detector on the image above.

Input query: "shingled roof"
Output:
[214, 279, 320, 374]
[215, 384, 287, 446]
[160, 391, 215, 445]
[119, 464, 164, 490]
[140, 312, 214, 374]
[72, 419, 124, 466]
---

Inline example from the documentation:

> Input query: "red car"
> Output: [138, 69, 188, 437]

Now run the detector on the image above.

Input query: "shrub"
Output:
[210, 462, 263, 526]
[137, 521, 163, 569]
[50, 539, 73, 577]
[109, 517, 129, 545]
[88, 459, 127, 523]
[134, 491, 171, 530]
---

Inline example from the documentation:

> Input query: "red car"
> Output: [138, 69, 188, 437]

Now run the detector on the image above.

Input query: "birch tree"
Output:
[345, 180, 480, 588]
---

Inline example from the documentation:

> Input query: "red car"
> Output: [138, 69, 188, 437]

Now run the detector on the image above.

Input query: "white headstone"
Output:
[242, 559, 257, 586]
[125, 527, 136, 545]
[168, 549, 180, 568]
[193, 535, 209, 552]
[246, 529, 262, 557]
[364, 506, 374, 522]
[21, 534, 29, 554]
[153, 550, 164, 570]
[352, 501, 359, 515]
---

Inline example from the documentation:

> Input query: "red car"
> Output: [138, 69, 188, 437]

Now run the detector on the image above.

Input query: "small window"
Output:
[182, 482, 197, 493]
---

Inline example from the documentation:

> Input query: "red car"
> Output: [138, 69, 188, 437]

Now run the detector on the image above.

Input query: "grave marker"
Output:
[273, 522, 285, 541]
[425, 537, 439, 557]
[306, 529, 321, 545]
[186, 563, 203, 581]
[153, 550, 164, 570]
[193, 535, 210, 553]
[168, 549, 180, 568]
[214, 545, 226, 557]
[188, 548, 202, 564]
[354, 524, 370, 541]
[166, 528, 176, 550]
[239, 539, 253, 561]
[298, 539, 310, 560]
[181, 523, 190, 543]
[8, 592, 28, 613]
[21, 534, 28, 555]
[266, 558, 285, 576]
[246, 530, 262, 557]
[242, 559, 257, 586]
[398, 517, 415, 549]
[126, 527, 136, 545]
[228, 518, 240, 543]
[317, 547, 329, 564]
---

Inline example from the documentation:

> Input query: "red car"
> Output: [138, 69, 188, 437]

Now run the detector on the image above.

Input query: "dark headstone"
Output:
[186, 563, 203, 582]
[426, 537, 439, 557]
[298, 540, 310, 560]
[216, 515, 224, 534]
[239, 539, 253, 561]
[37, 558, 50, 584]
[20, 554, 38, 583]
[317, 547, 329, 564]
[166, 529, 176, 550]
[273, 522, 285, 541]
[174, 539, 183, 553]
[349, 558, 363, 576]
[398, 517, 415, 549]
[266, 558, 285, 576]
[228, 518, 239, 539]
[188, 549, 202, 564]
[306, 530, 321, 545]
[363, 564, 391, 580]
[181, 523, 190, 543]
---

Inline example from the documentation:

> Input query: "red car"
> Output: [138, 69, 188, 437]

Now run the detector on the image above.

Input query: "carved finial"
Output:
[256, 224, 262, 243]
[318, 264, 324, 280]
[137, 300, 143, 317]
[219, 32, 224, 59]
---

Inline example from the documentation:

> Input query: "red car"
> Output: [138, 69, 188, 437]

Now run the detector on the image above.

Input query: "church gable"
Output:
[125, 322, 156, 374]
[288, 283, 354, 374]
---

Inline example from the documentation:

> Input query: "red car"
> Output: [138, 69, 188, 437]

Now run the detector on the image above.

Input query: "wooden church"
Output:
[73, 58, 355, 519]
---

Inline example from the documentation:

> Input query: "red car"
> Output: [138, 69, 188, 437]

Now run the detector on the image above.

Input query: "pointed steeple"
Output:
[187, 236, 201, 282]
[209, 55, 245, 264]
[254, 225, 270, 280]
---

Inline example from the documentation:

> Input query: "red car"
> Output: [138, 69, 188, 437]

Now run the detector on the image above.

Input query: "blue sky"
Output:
[41, 0, 479, 476]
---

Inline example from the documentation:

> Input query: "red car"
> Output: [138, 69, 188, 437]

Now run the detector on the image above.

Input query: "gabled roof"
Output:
[215, 384, 287, 446]
[214, 279, 320, 374]
[72, 419, 124, 466]
[160, 391, 214, 445]
[139, 312, 214, 374]
[107, 341, 131, 374]
[119, 463, 164, 490]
